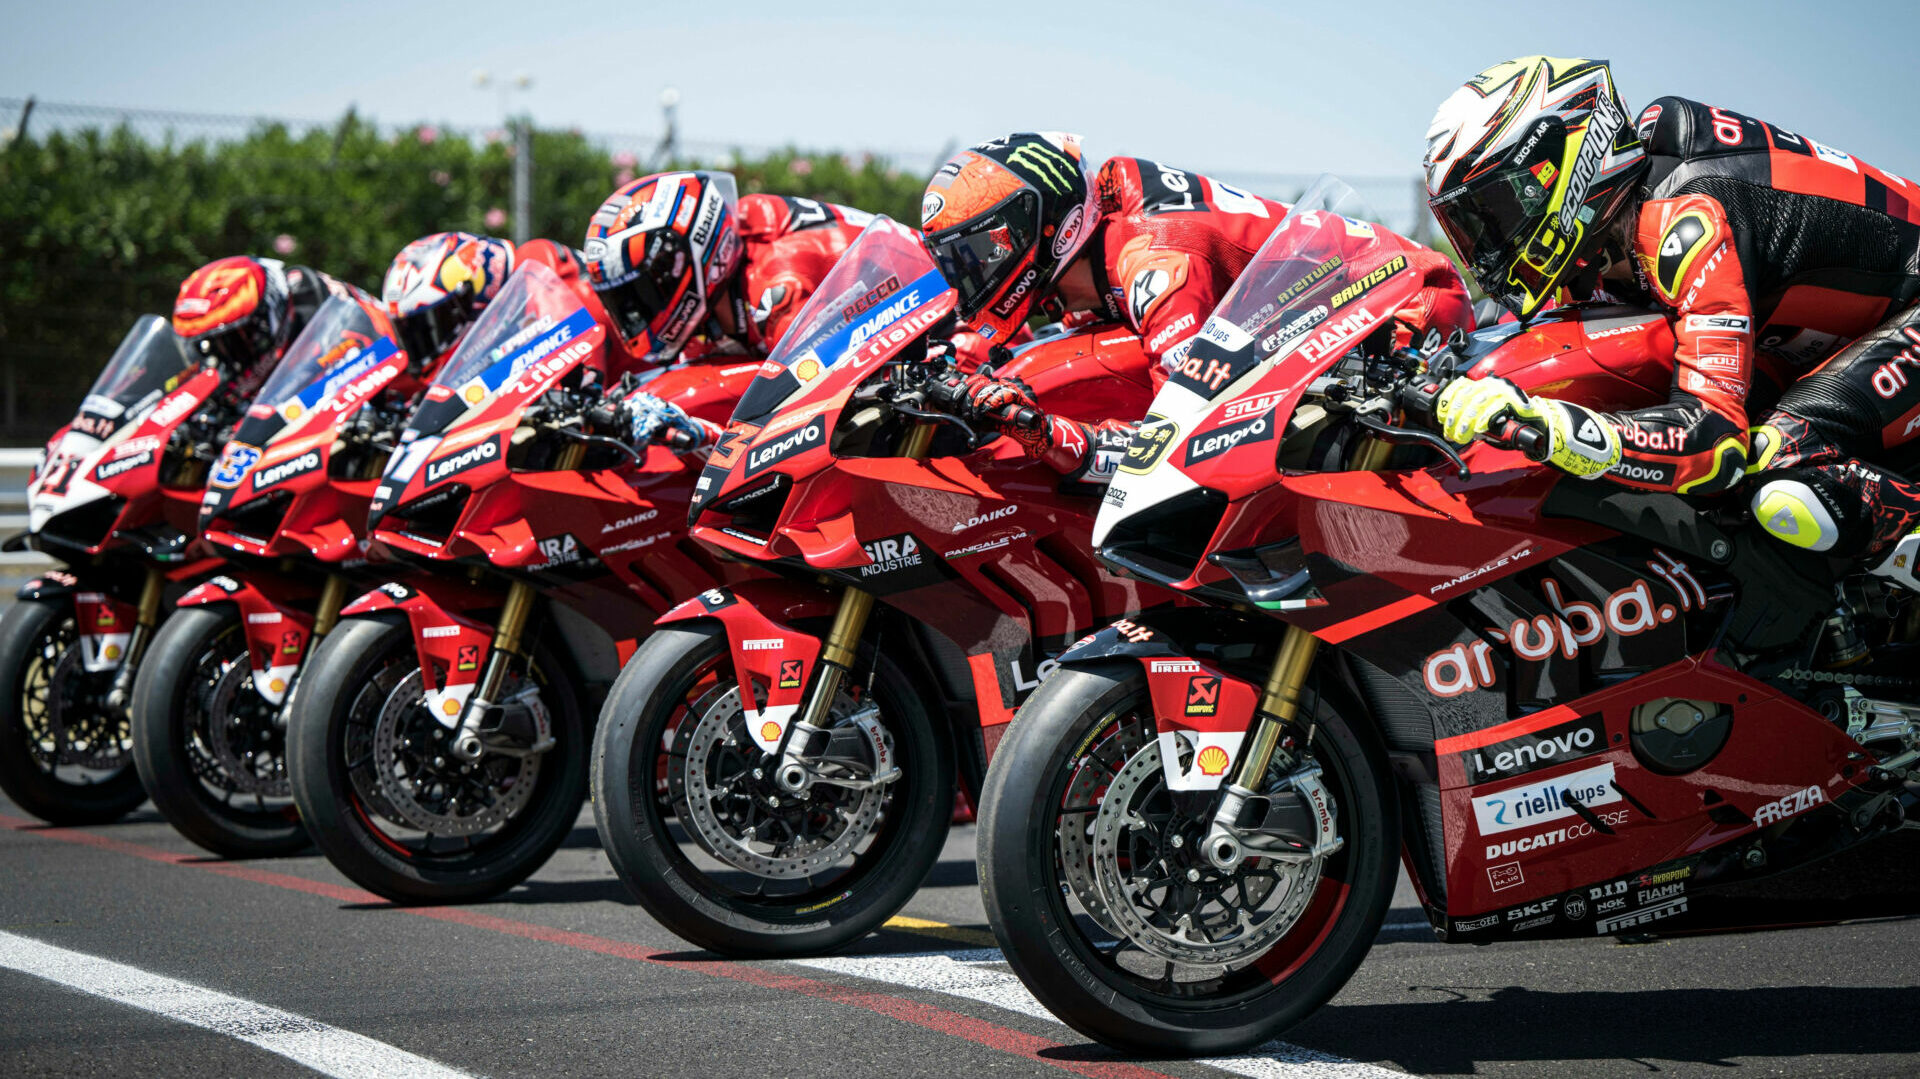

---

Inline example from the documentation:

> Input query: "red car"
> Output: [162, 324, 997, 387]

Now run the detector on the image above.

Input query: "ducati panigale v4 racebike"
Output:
[287, 254, 760, 902]
[129, 288, 430, 857]
[591, 217, 1171, 956]
[978, 176, 1920, 1054]
[0, 317, 232, 824]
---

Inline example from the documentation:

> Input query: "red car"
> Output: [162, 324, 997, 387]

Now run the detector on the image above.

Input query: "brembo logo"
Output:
[424, 438, 499, 485]
[744, 414, 826, 478]
[254, 450, 321, 489]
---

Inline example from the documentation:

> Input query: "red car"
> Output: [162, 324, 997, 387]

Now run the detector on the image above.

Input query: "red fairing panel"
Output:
[177, 572, 316, 707]
[658, 584, 833, 755]
[338, 579, 496, 727]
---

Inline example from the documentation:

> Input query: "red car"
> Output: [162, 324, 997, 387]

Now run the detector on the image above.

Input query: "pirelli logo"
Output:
[1330, 255, 1407, 308]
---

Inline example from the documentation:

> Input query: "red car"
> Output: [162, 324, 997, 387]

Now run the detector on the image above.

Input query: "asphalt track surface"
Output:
[4, 793, 1919, 1078]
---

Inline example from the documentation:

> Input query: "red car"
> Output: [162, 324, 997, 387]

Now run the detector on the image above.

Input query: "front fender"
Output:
[16, 567, 81, 602]
[341, 578, 498, 727]
[658, 580, 840, 755]
[176, 572, 316, 706]
[1057, 614, 1262, 792]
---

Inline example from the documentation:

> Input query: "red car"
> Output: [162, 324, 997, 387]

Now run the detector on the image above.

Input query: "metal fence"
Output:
[0, 96, 1432, 239]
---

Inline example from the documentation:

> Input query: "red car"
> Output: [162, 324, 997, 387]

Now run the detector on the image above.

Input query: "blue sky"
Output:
[5, 0, 1916, 181]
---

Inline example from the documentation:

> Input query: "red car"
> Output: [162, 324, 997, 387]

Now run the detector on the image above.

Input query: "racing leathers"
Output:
[624, 195, 873, 452]
[1545, 98, 1920, 564]
[964, 157, 1472, 481]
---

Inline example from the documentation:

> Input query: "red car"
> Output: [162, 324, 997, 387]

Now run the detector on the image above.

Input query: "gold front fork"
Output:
[104, 566, 167, 715]
[783, 421, 934, 755]
[311, 573, 348, 639]
[1200, 432, 1388, 867]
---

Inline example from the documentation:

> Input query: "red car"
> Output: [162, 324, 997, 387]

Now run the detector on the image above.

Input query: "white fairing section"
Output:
[29, 429, 114, 534]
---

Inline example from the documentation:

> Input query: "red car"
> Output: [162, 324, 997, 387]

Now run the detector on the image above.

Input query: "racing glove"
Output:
[626, 392, 722, 454]
[1435, 376, 1622, 479]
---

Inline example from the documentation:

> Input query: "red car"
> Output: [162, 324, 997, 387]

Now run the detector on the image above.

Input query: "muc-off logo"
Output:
[424, 437, 500, 486]
[1184, 412, 1273, 465]
[253, 450, 321, 489]
[744, 414, 825, 478]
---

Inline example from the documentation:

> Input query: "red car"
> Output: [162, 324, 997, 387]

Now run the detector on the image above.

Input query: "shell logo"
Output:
[795, 357, 821, 382]
[103, 644, 123, 661]
[760, 720, 782, 743]
[463, 383, 486, 405]
[1195, 744, 1231, 776]
[442, 698, 461, 717]
[268, 677, 287, 694]
[283, 403, 304, 421]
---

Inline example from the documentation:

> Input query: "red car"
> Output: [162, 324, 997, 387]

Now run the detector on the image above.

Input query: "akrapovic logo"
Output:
[424, 437, 499, 485]
[253, 450, 321, 489]
[744, 414, 825, 478]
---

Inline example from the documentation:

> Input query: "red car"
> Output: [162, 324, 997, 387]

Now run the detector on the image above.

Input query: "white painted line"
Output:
[794, 949, 1406, 1078]
[0, 930, 474, 1079]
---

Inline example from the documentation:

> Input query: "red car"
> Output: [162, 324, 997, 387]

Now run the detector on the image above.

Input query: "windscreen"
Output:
[1170, 175, 1404, 397]
[79, 315, 198, 427]
[731, 217, 946, 427]
[252, 293, 395, 412]
[431, 259, 591, 393]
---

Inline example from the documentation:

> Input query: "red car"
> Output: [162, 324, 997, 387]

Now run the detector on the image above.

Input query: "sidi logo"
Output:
[1753, 784, 1824, 826]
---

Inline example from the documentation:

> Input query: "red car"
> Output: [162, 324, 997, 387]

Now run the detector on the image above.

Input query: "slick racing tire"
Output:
[592, 622, 952, 957]
[131, 605, 308, 858]
[0, 597, 146, 824]
[977, 661, 1398, 1056]
[287, 612, 587, 904]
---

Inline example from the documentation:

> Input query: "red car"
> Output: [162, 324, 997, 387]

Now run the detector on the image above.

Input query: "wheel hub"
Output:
[40, 637, 129, 771]
[367, 669, 545, 836]
[194, 653, 289, 798]
[668, 684, 890, 879]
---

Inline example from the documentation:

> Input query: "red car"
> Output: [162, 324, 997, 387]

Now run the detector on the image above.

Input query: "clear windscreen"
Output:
[80, 315, 198, 421]
[1209, 175, 1397, 355]
[732, 217, 946, 427]
[252, 293, 391, 408]
[430, 259, 590, 393]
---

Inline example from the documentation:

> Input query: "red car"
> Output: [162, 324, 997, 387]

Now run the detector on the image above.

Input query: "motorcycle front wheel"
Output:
[592, 622, 952, 957]
[0, 597, 146, 824]
[977, 660, 1398, 1056]
[287, 612, 587, 903]
[131, 605, 307, 857]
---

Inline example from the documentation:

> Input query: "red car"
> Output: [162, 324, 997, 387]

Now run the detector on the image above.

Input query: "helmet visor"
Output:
[393, 297, 471, 367]
[593, 230, 689, 347]
[1428, 121, 1566, 308]
[927, 189, 1039, 320]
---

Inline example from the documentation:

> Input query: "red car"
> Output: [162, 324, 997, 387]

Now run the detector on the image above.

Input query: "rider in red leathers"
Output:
[1424, 56, 1920, 581]
[580, 171, 874, 451]
[922, 133, 1473, 480]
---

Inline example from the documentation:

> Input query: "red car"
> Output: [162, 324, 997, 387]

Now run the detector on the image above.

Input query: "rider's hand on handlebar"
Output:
[626, 392, 712, 454]
[1433, 376, 1622, 478]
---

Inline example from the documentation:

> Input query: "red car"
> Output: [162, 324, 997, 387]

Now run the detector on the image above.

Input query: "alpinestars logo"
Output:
[860, 534, 923, 577]
[424, 437, 499, 485]
[1004, 143, 1077, 194]
[1128, 270, 1169, 325]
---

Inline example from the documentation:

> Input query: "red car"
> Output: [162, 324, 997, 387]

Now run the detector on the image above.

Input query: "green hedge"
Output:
[0, 112, 927, 440]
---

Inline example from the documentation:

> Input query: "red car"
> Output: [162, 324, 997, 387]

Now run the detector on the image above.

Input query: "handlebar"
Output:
[1491, 418, 1550, 461]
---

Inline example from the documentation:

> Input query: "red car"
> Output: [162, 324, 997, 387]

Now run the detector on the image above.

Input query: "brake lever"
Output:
[889, 402, 985, 449]
[1354, 412, 1471, 480]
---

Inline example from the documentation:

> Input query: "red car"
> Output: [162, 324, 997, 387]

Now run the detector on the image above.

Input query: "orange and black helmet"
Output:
[921, 133, 1096, 342]
[581, 171, 743, 360]
[172, 255, 293, 374]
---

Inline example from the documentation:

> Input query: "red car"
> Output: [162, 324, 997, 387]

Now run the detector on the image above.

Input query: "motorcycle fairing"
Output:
[17, 568, 80, 602]
[176, 572, 318, 706]
[656, 582, 842, 754]
[72, 591, 136, 673]
[338, 579, 498, 727]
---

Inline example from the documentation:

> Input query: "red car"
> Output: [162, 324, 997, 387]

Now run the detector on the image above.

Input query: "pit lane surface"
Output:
[4, 794, 1917, 1079]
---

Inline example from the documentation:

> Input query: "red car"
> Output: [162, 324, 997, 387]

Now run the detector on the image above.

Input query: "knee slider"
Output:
[1751, 476, 1843, 552]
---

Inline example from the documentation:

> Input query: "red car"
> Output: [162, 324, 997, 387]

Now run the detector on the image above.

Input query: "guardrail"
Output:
[0, 448, 49, 569]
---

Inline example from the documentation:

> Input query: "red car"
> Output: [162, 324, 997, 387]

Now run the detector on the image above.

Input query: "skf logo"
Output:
[778, 660, 803, 689]
[1185, 675, 1221, 716]
[1195, 744, 1230, 775]
[456, 645, 480, 672]
[279, 629, 302, 656]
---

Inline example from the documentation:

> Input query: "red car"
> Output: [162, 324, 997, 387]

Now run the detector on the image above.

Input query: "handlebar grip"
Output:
[999, 405, 1044, 433]
[662, 427, 697, 451]
[1493, 418, 1551, 462]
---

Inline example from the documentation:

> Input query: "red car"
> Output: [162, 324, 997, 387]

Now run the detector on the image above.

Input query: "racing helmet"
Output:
[581, 171, 743, 359]
[922, 132, 1096, 342]
[1423, 57, 1648, 320]
[172, 255, 293, 375]
[382, 232, 516, 368]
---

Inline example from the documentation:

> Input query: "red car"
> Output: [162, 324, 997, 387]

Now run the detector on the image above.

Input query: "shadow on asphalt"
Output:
[1298, 985, 1920, 1073]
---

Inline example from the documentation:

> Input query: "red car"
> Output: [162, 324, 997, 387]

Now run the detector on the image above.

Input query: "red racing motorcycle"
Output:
[129, 288, 431, 857]
[287, 254, 759, 902]
[977, 176, 1920, 1053]
[591, 218, 1171, 955]
[0, 317, 229, 824]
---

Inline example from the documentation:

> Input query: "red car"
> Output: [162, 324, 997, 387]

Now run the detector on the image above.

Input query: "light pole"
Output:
[474, 69, 534, 246]
[654, 87, 679, 169]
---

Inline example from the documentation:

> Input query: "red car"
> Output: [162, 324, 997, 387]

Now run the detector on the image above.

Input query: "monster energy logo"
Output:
[1006, 143, 1076, 194]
